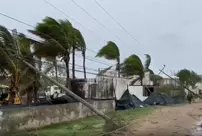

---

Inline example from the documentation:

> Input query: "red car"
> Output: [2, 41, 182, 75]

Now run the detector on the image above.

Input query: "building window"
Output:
[54, 86, 59, 90]
[143, 87, 154, 96]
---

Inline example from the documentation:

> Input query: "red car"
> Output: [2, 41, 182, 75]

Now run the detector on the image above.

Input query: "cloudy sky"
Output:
[1, 0, 202, 78]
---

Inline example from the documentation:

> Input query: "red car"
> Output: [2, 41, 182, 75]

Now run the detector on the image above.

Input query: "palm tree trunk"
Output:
[117, 57, 120, 78]
[38, 57, 42, 71]
[140, 76, 143, 85]
[82, 51, 86, 79]
[33, 83, 38, 103]
[9, 75, 18, 104]
[72, 47, 76, 79]
[63, 54, 71, 89]
[27, 89, 33, 105]
[53, 59, 58, 81]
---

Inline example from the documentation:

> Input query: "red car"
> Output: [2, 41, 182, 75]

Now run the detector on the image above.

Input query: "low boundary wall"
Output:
[0, 100, 115, 134]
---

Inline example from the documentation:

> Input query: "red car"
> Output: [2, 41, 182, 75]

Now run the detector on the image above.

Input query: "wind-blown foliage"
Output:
[144, 54, 151, 71]
[29, 17, 74, 88]
[96, 41, 120, 77]
[121, 54, 144, 84]
[96, 41, 120, 60]
[176, 69, 201, 88]
[143, 54, 162, 85]
[29, 17, 87, 87]
[71, 28, 86, 79]
[0, 26, 40, 104]
[121, 54, 159, 85]
[121, 54, 144, 76]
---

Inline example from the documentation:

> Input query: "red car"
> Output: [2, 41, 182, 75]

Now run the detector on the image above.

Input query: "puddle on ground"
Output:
[192, 120, 202, 136]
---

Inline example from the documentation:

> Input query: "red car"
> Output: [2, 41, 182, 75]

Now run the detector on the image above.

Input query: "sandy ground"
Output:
[126, 102, 202, 136]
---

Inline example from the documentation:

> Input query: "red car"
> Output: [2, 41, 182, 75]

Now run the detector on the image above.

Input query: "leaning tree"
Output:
[96, 41, 120, 77]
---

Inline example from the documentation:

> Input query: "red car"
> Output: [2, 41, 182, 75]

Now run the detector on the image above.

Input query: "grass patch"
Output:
[12, 107, 155, 136]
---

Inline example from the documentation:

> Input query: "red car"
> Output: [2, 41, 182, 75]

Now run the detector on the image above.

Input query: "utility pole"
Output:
[159, 69, 202, 99]
[21, 59, 111, 121]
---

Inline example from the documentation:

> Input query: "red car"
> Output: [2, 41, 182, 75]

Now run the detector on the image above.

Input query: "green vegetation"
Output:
[121, 54, 154, 85]
[176, 69, 201, 88]
[0, 26, 40, 103]
[13, 107, 155, 136]
[158, 85, 185, 97]
[96, 41, 120, 77]
[29, 16, 86, 85]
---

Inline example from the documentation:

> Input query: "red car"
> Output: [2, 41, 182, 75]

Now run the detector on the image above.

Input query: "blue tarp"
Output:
[116, 89, 146, 110]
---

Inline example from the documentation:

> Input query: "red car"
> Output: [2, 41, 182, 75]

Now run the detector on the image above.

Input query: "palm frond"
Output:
[0, 26, 15, 50]
[73, 28, 86, 51]
[0, 34, 17, 73]
[96, 41, 120, 61]
[144, 54, 151, 70]
[121, 54, 144, 77]
[33, 40, 63, 58]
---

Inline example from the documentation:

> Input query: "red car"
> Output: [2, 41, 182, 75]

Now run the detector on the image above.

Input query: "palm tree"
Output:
[96, 41, 120, 77]
[143, 54, 161, 85]
[32, 40, 62, 81]
[121, 54, 144, 84]
[121, 54, 159, 85]
[71, 28, 86, 79]
[144, 54, 151, 71]
[28, 17, 73, 88]
[0, 26, 40, 104]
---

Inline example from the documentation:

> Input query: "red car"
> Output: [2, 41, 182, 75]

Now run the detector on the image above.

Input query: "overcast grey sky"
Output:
[1, 0, 202, 77]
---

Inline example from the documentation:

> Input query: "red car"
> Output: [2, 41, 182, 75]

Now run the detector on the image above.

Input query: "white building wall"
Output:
[161, 76, 180, 86]
[113, 77, 149, 101]
[128, 86, 148, 101]
[45, 85, 63, 96]
[185, 82, 202, 95]
[113, 78, 130, 100]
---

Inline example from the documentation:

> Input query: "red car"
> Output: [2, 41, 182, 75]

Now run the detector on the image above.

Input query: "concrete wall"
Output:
[113, 78, 149, 101]
[113, 78, 130, 100]
[0, 100, 115, 135]
[128, 86, 148, 101]
[87, 77, 115, 99]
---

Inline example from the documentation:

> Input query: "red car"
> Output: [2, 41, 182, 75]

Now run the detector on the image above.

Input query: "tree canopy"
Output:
[0, 25, 41, 103]
[96, 41, 120, 77]
[96, 41, 120, 60]
[176, 69, 201, 88]
[120, 54, 144, 77]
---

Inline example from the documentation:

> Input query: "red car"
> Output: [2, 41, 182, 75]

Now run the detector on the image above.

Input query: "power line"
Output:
[43, 0, 93, 33]
[27, 57, 121, 78]
[0, 13, 112, 66]
[70, 0, 127, 45]
[0, 12, 102, 57]
[93, 0, 144, 47]
[0, 12, 34, 28]
[7, 28, 111, 66]
[42, 0, 143, 65]
[23, 56, 103, 75]
[44, 0, 107, 55]
[43, 0, 113, 66]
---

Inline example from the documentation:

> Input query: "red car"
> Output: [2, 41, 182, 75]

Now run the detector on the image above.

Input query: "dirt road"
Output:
[130, 102, 202, 136]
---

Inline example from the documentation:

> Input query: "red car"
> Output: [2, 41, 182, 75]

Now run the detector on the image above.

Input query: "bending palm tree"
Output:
[28, 17, 73, 88]
[144, 54, 151, 71]
[0, 26, 40, 104]
[96, 41, 120, 77]
[121, 54, 144, 84]
[71, 28, 86, 79]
